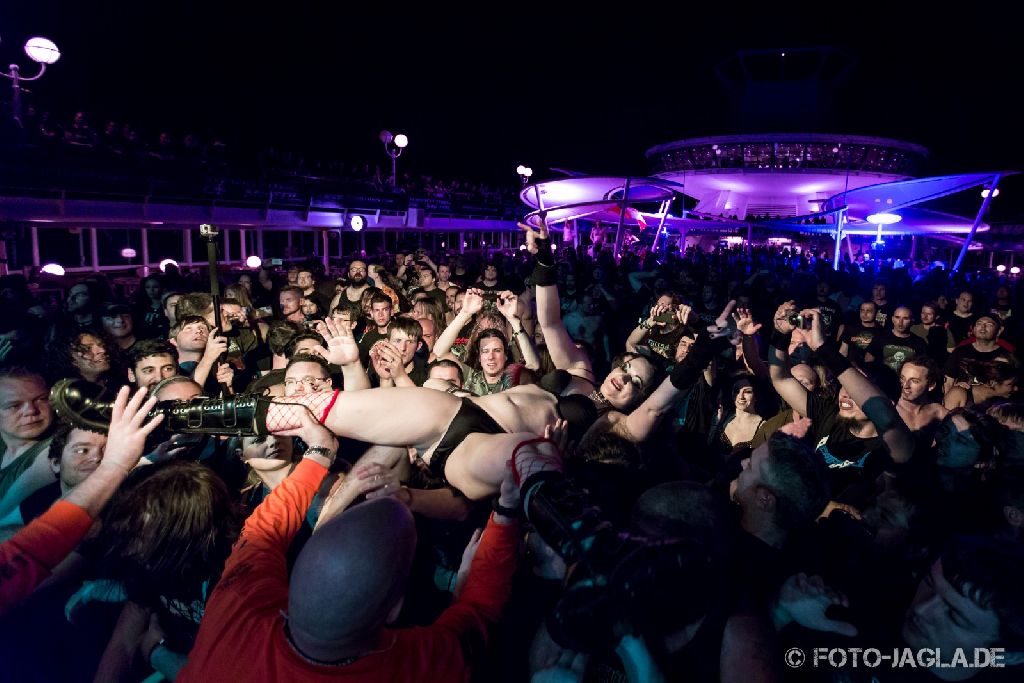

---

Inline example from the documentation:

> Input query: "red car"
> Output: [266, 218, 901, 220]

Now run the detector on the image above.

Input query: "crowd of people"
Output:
[0, 222, 1022, 682]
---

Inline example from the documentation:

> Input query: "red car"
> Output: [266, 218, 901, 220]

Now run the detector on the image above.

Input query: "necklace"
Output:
[589, 389, 610, 409]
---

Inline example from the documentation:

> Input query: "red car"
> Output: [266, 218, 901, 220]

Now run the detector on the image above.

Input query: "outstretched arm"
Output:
[801, 309, 914, 464]
[522, 220, 592, 373]
[767, 302, 810, 415]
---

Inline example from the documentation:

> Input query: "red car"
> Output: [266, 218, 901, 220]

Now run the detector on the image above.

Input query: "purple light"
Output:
[159, 259, 178, 273]
[120, 247, 137, 259]
[866, 213, 902, 225]
[246, 255, 262, 268]
[40, 263, 65, 276]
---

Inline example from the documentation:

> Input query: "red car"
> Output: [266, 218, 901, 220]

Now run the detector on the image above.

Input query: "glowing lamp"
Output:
[120, 247, 137, 259]
[24, 37, 60, 64]
[350, 215, 365, 232]
[159, 259, 178, 273]
[866, 213, 902, 225]
[997, 265, 1007, 272]
[393, 134, 408, 149]
[246, 255, 262, 268]
[1012, 267, 1021, 275]
[40, 263, 65, 275]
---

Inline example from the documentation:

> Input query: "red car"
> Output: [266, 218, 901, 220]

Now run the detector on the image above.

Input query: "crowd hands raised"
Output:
[0, 219, 1022, 681]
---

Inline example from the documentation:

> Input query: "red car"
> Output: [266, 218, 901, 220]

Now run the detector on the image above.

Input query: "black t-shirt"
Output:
[946, 312, 976, 345]
[807, 393, 889, 504]
[865, 331, 928, 372]
[841, 324, 880, 365]
[873, 301, 896, 327]
[358, 329, 389, 367]
[644, 325, 686, 360]
[943, 344, 1017, 381]
[813, 298, 844, 339]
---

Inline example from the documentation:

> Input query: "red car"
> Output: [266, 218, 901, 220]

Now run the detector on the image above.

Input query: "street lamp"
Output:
[1, 36, 60, 126]
[516, 164, 533, 186]
[379, 130, 409, 189]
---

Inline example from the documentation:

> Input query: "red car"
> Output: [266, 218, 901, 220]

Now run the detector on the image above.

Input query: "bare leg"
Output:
[443, 432, 562, 500]
[266, 387, 461, 450]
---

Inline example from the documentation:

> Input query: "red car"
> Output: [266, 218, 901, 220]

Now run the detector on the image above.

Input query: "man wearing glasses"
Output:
[283, 353, 334, 397]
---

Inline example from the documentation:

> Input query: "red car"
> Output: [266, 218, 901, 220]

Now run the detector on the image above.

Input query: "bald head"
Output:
[288, 498, 416, 660]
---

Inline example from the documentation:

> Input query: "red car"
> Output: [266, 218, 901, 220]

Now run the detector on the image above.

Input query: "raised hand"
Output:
[773, 300, 799, 335]
[675, 303, 693, 326]
[732, 307, 762, 336]
[647, 302, 670, 327]
[773, 573, 857, 637]
[715, 299, 737, 328]
[518, 216, 550, 255]
[376, 341, 407, 378]
[496, 291, 519, 321]
[202, 328, 229, 360]
[103, 387, 165, 474]
[354, 462, 402, 501]
[799, 308, 826, 351]
[462, 288, 486, 316]
[317, 317, 360, 366]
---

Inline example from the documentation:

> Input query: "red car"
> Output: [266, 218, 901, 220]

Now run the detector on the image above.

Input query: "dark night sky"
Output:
[2, 5, 1022, 215]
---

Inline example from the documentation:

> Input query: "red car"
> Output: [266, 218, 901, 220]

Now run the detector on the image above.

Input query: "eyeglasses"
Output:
[284, 376, 329, 391]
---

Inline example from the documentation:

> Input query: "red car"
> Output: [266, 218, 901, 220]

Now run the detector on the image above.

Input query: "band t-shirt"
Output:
[644, 325, 686, 360]
[807, 392, 889, 505]
[944, 344, 1017, 381]
[865, 331, 928, 372]
[841, 325, 880, 365]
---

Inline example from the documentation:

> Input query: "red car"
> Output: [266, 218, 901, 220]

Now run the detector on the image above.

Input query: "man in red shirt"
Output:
[178, 409, 520, 682]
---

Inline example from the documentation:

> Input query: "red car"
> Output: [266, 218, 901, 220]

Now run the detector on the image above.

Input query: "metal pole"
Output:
[322, 230, 329, 270]
[832, 211, 845, 270]
[78, 230, 86, 267]
[953, 173, 1002, 273]
[89, 228, 99, 272]
[746, 221, 754, 257]
[846, 233, 855, 264]
[223, 228, 231, 264]
[141, 227, 150, 275]
[391, 154, 397, 189]
[239, 229, 247, 264]
[184, 229, 193, 266]
[0, 240, 7, 276]
[256, 228, 264, 260]
[287, 230, 293, 259]
[613, 177, 632, 259]
[30, 226, 40, 267]
[9, 65, 22, 126]
[459, 231, 465, 254]
[651, 199, 670, 254]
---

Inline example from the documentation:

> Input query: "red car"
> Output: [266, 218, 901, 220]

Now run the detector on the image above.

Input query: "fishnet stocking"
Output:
[511, 437, 563, 487]
[264, 390, 340, 433]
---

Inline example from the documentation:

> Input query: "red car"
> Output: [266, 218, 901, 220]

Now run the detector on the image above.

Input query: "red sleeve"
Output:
[221, 458, 327, 580]
[433, 515, 518, 639]
[0, 500, 92, 616]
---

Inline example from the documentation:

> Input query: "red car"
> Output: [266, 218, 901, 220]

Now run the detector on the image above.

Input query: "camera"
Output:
[787, 312, 812, 329]
[304, 318, 323, 330]
[199, 223, 219, 238]
[654, 311, 676, 325]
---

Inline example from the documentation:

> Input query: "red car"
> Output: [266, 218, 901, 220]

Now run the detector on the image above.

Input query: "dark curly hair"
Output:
[44, 329, 124, 387]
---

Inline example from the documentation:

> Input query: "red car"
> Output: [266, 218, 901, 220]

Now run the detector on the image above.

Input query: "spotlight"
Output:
[393, 134, 409, 149]
[519, 244, 527, 251]
[120, 247, 137, 259]
[24, 37, 61, 64]
[981, 187, 1000, 198]
[997, 265, 1007, 272]
[866, 213, 902, 225]
[350, 215, 366, 232]
[40, 263, 65, 276]
[246, 255, 262, 268]
[159, 258, 178, 273]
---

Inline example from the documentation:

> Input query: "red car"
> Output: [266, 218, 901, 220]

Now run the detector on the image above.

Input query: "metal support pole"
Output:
[223, 228, 231, 264]
[832, 211, 845, 270]
[613, 177, 632, 259]
[184, 229, 193, 266]
[953, 173, 1002, 273]
[239, 229, 247, 264]
[846, 233, 855, 264]
[141, 228, 150, 275]
[287, 230, 293, 259]
[257, 228, 264, 260]
[651, 199, 670, 254]
[910, 235, 918, 261]
[78, 230, 86, 267]
[459, 231, 465, 254]
[89, 228, 99, 272]
[746, 222, 754, 257]
[30, 226, 40, 267]
[322, 230, 329, 270]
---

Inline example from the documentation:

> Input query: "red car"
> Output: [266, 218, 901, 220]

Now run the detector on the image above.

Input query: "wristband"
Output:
[769, 330, 792, 351]
[492, 497, 521, 519]
[534, 237, 554, 267]
[304, 446, 336, 463]
[814, 341, 851, 377]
